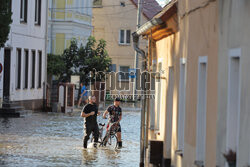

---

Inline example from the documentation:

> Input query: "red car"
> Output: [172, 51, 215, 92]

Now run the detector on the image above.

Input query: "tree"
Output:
[0, 0, 12, 48]
[47, 54, 65, 77]
[78, 36, 111, 83]
[47, 37, 111, 84]
[61, 39, 79, 82]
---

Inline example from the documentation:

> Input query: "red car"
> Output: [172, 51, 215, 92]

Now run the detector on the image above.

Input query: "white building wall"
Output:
[48, 0, 93, 54]
[0, 0, 48, 105]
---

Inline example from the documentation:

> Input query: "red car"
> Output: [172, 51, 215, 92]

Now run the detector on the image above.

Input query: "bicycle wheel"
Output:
[106, 134, 118, 149]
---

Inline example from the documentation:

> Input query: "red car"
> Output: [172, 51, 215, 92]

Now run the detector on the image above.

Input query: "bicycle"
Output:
[91, 122, 119, 149]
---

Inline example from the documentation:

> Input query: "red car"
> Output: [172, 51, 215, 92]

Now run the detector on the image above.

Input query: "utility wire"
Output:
[49, 1, 159, 10]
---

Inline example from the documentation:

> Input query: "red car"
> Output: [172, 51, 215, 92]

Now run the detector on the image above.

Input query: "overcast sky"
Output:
[156, 0, 166, 7]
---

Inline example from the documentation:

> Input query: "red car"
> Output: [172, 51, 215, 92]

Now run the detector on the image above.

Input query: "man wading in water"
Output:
[81, 96, 100, 148]
[103, 97, 123, 149]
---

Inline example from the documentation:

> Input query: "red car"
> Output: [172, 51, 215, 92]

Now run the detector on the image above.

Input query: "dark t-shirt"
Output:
[82, 103, 98, 125]
[107, 105, 122, 123]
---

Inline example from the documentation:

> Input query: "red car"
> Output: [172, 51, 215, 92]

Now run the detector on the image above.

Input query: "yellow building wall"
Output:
[55, 33, 65, 55]
[55, 0, 65, 19]
[92, 0, 149, 94]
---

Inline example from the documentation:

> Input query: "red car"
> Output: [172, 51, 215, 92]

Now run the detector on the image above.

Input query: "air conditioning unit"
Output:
[149, 140, 163, 166]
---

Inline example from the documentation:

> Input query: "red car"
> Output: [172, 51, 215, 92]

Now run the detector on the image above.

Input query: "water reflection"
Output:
[0, 111, 140, 167]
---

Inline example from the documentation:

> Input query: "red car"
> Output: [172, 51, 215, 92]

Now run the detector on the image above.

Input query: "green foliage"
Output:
[47, 54, 65, 77]
[47, 36, 111, 84]
[81, 37, 111, 82]
[0, 0, 13, 48]
[61, 39, 79, 82]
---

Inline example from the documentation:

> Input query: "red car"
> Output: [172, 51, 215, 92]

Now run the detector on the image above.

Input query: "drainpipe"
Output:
[132, 17, 163, 167]
[44, 0, 49, 110]
[132, 32, 146, 167]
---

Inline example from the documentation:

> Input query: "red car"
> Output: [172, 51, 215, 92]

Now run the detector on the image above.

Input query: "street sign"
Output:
[129, 68, 136, 79]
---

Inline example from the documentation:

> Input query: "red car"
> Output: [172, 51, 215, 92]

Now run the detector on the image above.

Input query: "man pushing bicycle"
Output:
[103, 97, 122, 149]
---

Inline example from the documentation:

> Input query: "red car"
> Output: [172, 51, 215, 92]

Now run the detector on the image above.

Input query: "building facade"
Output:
[48, 0, 93, 55]
[0, 0, 48, 110]
[92, 0, 161, 96]
[216, 1, 250, 166]
[135, 0, 250, 166]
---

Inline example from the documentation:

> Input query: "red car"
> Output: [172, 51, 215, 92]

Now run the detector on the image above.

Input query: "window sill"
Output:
[118, 79, 129, 82]
[118, 43, 131, 46]
[20, 21, 27, 24]
[93, 5, 103, 8]
[34, 23, 41, 26]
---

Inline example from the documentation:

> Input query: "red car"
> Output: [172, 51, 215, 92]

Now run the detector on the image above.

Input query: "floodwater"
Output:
[0, 110, 140, 167]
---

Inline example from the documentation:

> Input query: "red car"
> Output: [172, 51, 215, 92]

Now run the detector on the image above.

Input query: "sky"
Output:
[156, 0, 167, 7]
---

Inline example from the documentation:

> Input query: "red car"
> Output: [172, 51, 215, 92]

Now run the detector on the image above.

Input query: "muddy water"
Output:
[0, 111, 140, 167]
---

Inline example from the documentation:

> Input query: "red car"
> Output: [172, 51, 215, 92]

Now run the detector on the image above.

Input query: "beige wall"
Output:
[178, 0, 218, 166]
[92, 0, 148, 94]
[217, 0, 250, 166]
[146, 1, 250, 167]
[147, 0, 219, 166]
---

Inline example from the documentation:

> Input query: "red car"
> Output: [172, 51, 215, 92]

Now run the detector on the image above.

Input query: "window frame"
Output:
[38, 51, 42, 88]
[16, 49, 22, 89]
[24, 49, 29, 89]
[31, 50, 36, 89]
[35, 0, 41, 25]
[20, 0, 28, 23]
[119, 66, 130, 81]
[177, 58, 187, 154]
[119, 29, 131, 45]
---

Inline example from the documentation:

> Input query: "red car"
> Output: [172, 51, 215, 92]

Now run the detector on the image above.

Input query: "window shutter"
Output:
[38, 0, 41, 25]
[120, 30, 124, 44]
[126, 30, 131, 44]
[24, 0, 28, 22]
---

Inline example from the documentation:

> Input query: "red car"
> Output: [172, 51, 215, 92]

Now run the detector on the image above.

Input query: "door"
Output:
[3, 49, 11, 100]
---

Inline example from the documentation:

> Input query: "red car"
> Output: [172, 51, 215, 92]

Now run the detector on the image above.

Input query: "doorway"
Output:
[3, 48, 11, 101]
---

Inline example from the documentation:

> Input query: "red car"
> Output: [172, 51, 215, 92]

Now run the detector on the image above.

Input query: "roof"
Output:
[134, 0, 177, 40]
[130, 0, 162, 20]
[152, 0, 177, 21]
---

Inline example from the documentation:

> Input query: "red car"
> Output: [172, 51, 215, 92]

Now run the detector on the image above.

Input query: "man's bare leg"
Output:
[78, 98, 82, 106]
[117, 132, 122, 148]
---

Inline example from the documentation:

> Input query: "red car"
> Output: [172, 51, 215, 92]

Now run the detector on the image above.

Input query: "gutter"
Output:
[44, 0, 49, 110]
[132, 18, 163, 58]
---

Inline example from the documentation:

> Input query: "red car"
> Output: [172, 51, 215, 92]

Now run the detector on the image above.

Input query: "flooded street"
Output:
[0, 110, 140, 167]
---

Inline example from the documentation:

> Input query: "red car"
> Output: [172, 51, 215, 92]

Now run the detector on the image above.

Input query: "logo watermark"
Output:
[88, 69, 165, 100]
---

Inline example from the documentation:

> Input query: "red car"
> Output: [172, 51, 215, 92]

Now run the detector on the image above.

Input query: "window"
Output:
[24, 50, 29, 89]
[93, 0, 102, 7]
[196, 56, 207, 164]
[31, 51, 36, 88]
[226, 49, 241, 153]
[20, 0, 28, 22]
[35, 0, 41, 25]
[119, 30, 131, 45]
[16, 49, 22, 89]
[120, 2, 125, 7]
[38, 51, 42, 88]
[119, 66, 129, 81]
[109, 64, 116, 72]
[177, 59, 186, 152]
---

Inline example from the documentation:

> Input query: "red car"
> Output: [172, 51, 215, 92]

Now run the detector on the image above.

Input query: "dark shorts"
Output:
[81, 95, 87, 101]
[107, 123, 121, 132]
